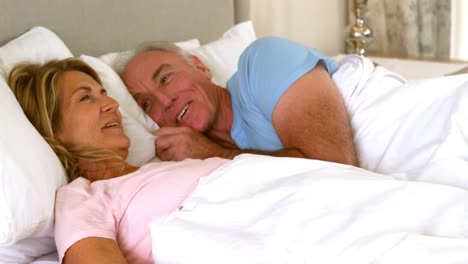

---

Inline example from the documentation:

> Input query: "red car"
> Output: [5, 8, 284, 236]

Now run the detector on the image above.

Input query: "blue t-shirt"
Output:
[226, 36, 340, 151]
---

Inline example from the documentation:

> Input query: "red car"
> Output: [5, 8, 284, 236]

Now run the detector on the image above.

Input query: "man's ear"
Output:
[189, 55, 213, 79]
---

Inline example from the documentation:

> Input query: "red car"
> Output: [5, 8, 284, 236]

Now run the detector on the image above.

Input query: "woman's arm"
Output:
[63, 237, 127, 264]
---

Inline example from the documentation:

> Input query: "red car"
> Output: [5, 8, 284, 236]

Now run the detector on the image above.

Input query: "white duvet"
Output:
[332, 55, 468, 189]
[150, 154, 468, 264]
[148, 56, 468, 263]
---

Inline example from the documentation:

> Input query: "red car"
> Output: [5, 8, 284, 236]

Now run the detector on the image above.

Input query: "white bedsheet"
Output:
[150, 154, 468, 264]
[31, 251, 59, 263]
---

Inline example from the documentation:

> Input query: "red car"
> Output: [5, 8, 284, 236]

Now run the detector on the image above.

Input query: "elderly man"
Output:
[122, 36, 358, 166]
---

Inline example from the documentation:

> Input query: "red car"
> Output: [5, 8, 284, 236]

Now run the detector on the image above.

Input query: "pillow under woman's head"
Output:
[0, 27, 71, 261]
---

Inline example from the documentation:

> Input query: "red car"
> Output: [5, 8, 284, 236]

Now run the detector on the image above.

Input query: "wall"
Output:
[248, 0, 347, 56]
[451, 0, 468, 60]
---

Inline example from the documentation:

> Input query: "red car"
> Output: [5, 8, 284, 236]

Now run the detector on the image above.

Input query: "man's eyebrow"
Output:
[152, 64, 170, 81]
[133, 92, 141, 102]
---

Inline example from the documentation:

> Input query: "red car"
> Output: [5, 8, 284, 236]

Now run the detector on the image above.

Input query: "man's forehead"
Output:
[125, 52, 162, 78]
[130, 51, 165, 69]
[135, 50, 180, 63]
[130, 51, 178, 75]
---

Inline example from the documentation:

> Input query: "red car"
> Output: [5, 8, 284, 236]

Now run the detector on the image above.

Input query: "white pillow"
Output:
[0, 77, 67, 259]
[0, 237, 56, 264]
[0, 67, 6, 81]
[0, 26, 73, 76]
[189, 21, 256, 86]
[0, 27, 71, 262]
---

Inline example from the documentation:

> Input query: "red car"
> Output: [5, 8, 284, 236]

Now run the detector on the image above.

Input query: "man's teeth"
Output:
[177, 104, 189, 122]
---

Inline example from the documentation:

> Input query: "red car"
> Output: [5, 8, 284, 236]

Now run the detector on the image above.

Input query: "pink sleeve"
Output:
[54, 178, 117, 262]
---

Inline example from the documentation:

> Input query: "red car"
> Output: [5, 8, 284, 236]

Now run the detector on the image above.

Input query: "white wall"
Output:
[451, 0, 468, 60]
[249, 0, 347, 56]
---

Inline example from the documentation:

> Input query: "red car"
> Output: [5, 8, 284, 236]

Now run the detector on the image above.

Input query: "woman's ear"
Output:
[189, 55, 213, 80]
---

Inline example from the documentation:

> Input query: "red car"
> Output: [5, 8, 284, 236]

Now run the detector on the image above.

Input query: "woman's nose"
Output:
[101, 96, 119, 112]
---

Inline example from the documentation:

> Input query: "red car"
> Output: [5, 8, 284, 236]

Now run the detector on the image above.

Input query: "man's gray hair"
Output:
[114, 41, 192, 76]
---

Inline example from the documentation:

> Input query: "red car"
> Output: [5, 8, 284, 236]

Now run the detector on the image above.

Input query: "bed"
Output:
[0, 1, 467, 263]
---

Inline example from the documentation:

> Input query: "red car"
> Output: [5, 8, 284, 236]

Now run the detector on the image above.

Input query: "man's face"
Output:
[123, 50, 218, 132]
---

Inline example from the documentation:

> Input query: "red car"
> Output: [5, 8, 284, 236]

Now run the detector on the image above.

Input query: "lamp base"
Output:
[345, 0, 374, 55]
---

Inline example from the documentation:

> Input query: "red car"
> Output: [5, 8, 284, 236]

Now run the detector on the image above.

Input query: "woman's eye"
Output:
[80, 95, 91, 102]
[101, 88, 108, 95]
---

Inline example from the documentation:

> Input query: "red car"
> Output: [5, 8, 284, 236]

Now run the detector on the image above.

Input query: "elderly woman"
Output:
[8, 58, 228, 264]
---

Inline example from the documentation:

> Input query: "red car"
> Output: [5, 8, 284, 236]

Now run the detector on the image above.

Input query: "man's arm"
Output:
[154, 126, 307, 161]
[271, 63, 358, 166]
[63, 237, 127, 264]
[153, 125, 353, 163]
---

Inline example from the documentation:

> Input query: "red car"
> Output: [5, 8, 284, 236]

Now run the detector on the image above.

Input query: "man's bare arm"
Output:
[271, 63, 358, 166]
[154, 127, 355, 165]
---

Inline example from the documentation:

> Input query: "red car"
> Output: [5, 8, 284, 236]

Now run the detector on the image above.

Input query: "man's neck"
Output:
[206, 86, 237, 148]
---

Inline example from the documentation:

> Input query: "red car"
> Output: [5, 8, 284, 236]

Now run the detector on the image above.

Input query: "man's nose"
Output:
[155, 90, 175, 110]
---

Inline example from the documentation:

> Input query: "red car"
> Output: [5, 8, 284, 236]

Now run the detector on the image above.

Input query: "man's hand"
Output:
[154, 127, 239, 161]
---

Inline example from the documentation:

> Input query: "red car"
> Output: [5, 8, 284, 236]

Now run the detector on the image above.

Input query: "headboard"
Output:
[0, 0, 249, 56]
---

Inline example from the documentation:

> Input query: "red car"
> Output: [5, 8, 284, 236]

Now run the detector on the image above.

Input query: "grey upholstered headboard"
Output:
[0, 0, 250, 56]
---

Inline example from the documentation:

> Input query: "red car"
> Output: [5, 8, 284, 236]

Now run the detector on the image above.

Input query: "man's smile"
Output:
[177, 103, 190, 124]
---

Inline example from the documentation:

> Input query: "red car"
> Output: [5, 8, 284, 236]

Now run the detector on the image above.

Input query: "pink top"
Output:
[54, 158, 229, 263]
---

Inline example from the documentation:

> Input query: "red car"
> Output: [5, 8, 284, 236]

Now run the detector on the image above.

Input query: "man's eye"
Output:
[80, 95, 91, 102]
[161, 74, 171, 84]
[141, 100, 150, 111]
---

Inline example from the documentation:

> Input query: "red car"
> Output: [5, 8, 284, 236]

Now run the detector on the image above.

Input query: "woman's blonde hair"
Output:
[8, 58, 122, 182]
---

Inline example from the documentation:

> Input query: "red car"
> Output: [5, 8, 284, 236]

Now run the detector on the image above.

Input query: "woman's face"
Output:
[54, 71, 130, 159]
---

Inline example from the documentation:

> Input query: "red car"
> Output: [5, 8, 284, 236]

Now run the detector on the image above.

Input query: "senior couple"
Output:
[8, 36, 357, 263]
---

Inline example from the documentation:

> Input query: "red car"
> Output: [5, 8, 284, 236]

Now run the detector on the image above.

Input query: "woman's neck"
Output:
[79, 160, 139, 182]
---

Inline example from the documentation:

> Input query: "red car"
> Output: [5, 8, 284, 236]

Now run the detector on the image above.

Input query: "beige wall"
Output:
[249, 0, 347, 56]
[451, 0, 468, 60]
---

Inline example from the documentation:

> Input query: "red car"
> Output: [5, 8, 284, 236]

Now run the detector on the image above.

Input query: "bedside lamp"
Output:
[345, 0, 374, 56]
